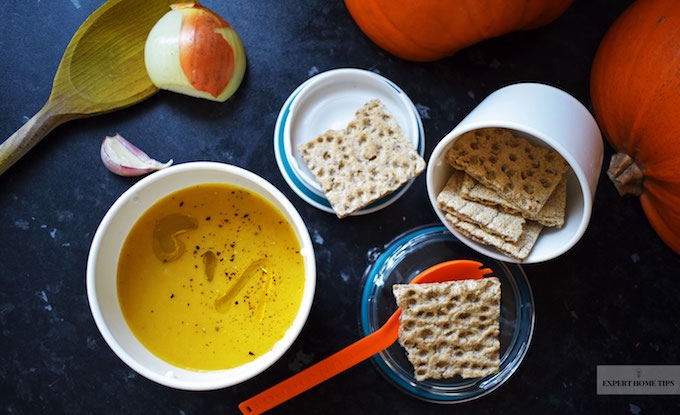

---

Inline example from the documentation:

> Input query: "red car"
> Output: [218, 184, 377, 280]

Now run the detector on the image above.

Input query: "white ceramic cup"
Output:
[427, 83, 604, 264]
[86, 162, 316, 390]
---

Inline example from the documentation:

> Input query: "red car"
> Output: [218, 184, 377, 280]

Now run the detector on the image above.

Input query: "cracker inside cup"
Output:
[435, 127, 569, 261]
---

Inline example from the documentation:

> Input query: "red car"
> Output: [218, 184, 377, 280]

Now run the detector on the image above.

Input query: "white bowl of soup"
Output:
[87, 162, 316, 390]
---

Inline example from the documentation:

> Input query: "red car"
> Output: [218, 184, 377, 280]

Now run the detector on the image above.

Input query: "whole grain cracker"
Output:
[298, 99, 424, 218]
[437, 170, 525, 242]
[444, 127, 568, 215]
[460, 173, 567, 228]
[445, 213, 542, 261]
[393, 278, 501, 381]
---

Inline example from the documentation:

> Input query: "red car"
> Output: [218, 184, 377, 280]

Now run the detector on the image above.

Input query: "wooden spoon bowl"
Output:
[0, 0, 194, 174]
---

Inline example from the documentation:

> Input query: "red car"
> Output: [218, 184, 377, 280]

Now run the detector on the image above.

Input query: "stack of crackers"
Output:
[438, 127, 569, 260]
[393, 278, 501, 381]
[298, 99, 425, 218]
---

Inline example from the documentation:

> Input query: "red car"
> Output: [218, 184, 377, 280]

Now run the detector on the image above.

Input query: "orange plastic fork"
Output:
[238, 259, 493, 414]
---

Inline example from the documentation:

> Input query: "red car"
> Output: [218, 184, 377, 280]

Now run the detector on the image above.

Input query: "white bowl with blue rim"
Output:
[274, 68, 425, 215]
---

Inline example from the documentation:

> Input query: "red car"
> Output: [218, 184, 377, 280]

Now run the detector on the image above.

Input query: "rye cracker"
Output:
[393, 278, 501, 381]
[460, 173, 567, 228]
[445, 213, 542, 261]
[437, 170, 525, 242]
[298, 99, 425, 218]
[444, 127, 568, 215]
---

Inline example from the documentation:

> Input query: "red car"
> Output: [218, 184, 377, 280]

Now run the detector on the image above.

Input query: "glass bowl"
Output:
[359, 224, 534, 403]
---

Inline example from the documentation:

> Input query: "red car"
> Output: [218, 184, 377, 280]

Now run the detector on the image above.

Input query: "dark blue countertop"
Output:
[2, 0, 680, 414]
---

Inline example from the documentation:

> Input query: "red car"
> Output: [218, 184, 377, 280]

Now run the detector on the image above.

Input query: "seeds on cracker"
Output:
[298, 99, 425, 218]
[444, 127, 568, 215]
[393, 278, 501, 381]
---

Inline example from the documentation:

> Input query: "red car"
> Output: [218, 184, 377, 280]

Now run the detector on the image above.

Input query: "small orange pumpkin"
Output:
[344, 0, 574, 62]
[590, 0, 680, 255]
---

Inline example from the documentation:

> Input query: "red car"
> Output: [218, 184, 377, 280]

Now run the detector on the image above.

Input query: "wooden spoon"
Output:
[0, 0, 194, 175]
[238, 259, 493, 415]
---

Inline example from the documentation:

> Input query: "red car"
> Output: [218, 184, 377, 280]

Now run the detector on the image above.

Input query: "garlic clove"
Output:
[100, 133, 173, 177]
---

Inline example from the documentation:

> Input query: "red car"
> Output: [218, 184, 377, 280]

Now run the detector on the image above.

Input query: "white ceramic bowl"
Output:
[274, 68, 425, 215]
[427, 83, 604, 264]
[86, 162, 316, 390]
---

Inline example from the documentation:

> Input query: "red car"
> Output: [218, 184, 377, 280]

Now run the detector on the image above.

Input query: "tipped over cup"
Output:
[427, 83, 604, 264]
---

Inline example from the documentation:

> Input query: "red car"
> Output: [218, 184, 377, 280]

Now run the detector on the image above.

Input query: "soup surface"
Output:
[117, 183, 305, 371]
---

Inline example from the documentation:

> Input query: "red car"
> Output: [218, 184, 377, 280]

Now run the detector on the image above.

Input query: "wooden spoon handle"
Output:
[238, 313, 401, 415]
[0, 102, 72, 175]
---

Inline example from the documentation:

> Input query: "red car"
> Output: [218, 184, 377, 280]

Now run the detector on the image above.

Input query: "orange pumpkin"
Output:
[590, 0, 680, 255]
[344, 0, 574, 62]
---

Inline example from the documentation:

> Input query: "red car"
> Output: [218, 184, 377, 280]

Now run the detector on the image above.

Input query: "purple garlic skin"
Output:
[100, 133, 172, 177]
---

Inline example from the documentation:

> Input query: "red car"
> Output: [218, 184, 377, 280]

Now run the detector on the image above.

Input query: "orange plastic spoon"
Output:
[238, 259, 493, 414]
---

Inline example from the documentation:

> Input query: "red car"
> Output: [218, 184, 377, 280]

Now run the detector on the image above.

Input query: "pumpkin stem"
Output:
[607, 152, 643, 197]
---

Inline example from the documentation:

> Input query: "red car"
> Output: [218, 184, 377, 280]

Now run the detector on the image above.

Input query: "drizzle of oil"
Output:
[202, 250, 218, 282]
[119, 184, 305, 371]
[152, 213, 198, 262]
[254, 260, 274, 322]
[214, 258, 274, 316]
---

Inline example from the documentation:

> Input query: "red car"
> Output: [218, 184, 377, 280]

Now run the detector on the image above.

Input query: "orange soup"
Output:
[117, 183, 306, 371]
